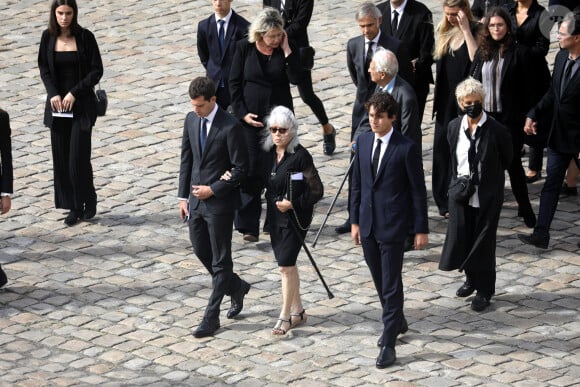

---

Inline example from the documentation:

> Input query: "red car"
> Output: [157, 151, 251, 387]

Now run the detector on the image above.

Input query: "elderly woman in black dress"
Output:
[439, 78, 512, 312]
[261, 106, 322, 335]
[229, 7, 304, 242]
[38, 0, 103, 226]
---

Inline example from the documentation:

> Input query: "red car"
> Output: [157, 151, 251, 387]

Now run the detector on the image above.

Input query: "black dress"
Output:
[262, 145, 323, 267]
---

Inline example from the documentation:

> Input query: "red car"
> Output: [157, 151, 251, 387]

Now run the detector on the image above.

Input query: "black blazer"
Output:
[378, 0, 435, 87]
[229, 40, 304, 122]
[0, 109, 13, 194]
[197, 11, 250, 92]
[178, 107, 249, 215]
[528, 49, 580, 155]
[38, 28, 103, 130]
[263, 0, 312, 47]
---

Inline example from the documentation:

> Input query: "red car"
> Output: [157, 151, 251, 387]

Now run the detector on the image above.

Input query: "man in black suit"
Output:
[337, 1, 412, 234]
[263, 0, 337, 155]
[197, 0, 250, 109]
[350, 92, 428, 368]
[1, 108, 14, 288]
[178, 77, 251, 338]
[377, 0, 434, 122]
[519, 12, 580, 249]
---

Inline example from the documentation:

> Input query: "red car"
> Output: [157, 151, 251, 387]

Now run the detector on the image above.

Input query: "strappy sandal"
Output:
[290, 309, 307, 328]
[271, 318, 291, 335]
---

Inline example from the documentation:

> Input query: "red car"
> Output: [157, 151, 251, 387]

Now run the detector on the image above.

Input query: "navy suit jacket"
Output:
[350, 129, 428, 242]
[197, 11, 250, 93]
[346, 33, 412, 131]
[528, 49, 580, 155]
[0, 109, 13, 194]
[178, 107, 249, 215]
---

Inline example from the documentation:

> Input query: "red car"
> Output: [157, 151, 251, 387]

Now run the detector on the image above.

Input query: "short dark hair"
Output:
[48, 0, 80, 36]
[563, 11, 580, 36]
[365, 92, 399, 117]
[188, 77, 215, 100]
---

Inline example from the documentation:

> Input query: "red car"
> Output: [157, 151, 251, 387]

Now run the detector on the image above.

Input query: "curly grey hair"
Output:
[262, 106, 300, 153]
[455, 77, 485, 106]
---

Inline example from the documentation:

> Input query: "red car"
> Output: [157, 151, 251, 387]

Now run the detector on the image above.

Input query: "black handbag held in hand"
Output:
[95, 83, 107, 116]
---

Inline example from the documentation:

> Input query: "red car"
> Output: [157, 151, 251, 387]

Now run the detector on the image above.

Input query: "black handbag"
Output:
[299, 46, 315, 71]
[95, 83, 107, 116]
[448, 175, 475, 204]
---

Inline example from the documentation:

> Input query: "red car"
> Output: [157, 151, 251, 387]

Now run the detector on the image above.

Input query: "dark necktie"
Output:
[200, 118, 208, 153]
[365, 41, 374, 78]
[391, 10, 399, 34]
[464, 128, 481, 184]
[561, 58, 575, 96]
[218, 19, 225, 55]
[372, 138, 382, 177]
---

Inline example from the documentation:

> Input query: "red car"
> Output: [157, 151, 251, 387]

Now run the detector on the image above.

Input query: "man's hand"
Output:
[178, 199, 188, 220]
[351, 223, 361, 245]
[192, 185, 214, 200]
[0, 196, 11, 215]
[414, 233, 428, 250]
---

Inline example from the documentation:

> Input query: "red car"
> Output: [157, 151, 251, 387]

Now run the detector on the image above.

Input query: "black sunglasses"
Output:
[270, 127, 289, 134]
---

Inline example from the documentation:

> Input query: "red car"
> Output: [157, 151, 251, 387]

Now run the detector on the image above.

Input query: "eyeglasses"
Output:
[270, 127, 289, 134]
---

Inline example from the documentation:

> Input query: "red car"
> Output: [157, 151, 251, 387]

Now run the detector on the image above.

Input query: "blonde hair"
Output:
[248, 7, 284, 43]
[434, 0, 475, 60]
[455, 77, 485, 106]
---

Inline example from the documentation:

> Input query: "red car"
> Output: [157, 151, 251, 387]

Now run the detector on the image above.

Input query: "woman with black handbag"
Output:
[38, 0, 103, 226]
[439, 78, 512, 312]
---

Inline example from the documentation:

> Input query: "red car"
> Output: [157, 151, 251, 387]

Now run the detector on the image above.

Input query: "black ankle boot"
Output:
[64, 210, 82, 226]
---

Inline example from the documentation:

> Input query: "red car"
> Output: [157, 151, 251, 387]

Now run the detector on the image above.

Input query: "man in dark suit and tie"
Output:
[197, 0, 250, 109]
[1, 108, 14, 288]
[178, 77, 251, 338]
[350, 92, 428, 368]
[263, 0, 337, 155]
[377, 0, 434, 123]
[336, 1, 412, 234]
[519, 12, 580, 249]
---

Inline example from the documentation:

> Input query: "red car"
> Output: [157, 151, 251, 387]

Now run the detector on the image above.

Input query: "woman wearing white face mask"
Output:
[439, 77, 513, 312]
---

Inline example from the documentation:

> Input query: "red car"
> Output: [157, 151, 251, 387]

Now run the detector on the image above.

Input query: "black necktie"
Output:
[372, 138, 382, 177]
[200, 118, 208, 153]
[365, 41, 374, 77]
[561, 58, 575, 95]
[218, 19, 225, 54]
[391, 10, 399, 34]
[464, 128, 481, 184]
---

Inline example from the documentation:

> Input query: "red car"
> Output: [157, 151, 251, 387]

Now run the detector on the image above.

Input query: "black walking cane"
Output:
[288, 214, 335, 299]
[312, 155, 356, 247]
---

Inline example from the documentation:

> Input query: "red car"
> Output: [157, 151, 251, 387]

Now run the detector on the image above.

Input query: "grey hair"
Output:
[455, 77, 486, 105]
[373, 48, 399, 77]
[356, 2, 382, 20]
[248, 7, 285, 43]
[262, 106, 300, 153]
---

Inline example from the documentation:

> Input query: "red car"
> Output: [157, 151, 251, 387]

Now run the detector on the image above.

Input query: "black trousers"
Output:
[295, 70, 329, 126]
[188, 202, 242, 319]
[50, 118, 95, 210]
[463, 205, 496, 298]
[432, 118, 451, 216]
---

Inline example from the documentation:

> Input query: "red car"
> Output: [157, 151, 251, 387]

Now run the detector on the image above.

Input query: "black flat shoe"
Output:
[64, 210, 82, 226]
[376, 346, 396, 369]
[456, 281, 475, 297]
[193, 317, 220, 338]
[518, 233, 549, 249]
[323, 125, 336, 156]
[335, 221, 351, 234]
[227, 280, 250, 319]
[82, 200, 97, 220]
[471, 292, 491, 312]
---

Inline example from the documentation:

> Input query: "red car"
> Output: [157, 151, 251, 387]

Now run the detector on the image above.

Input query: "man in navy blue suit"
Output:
[1, 108, 14, 288]
[350, 92, 428, 368]
[197, 0, 250, 109]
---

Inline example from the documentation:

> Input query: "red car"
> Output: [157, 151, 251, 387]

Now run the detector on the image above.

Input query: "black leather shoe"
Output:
[227, 280, 250, 319]
[376, 346, 396, 369]
[456, 281, 475, 297]
[471, 292, 491, 312]
[323, 126, 336, 156]
[193, 318, 220, 338]
[0, 265, 7, 289]
[525, 172, 541, 183]
[335, 221, 351, 234]
[518, 233, 549, 249]
[82, 199, 97, 220]
[377, 317, 408, 347]
[64, 210, 82, 226]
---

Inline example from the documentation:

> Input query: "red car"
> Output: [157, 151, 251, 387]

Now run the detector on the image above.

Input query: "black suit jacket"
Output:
[197, 11, 250, 93]
[346, 32, 412, 131]
[0, 109, 13, 194]
[377, 0, 434, 87]
[263, 0, 312, 47]
[350, 129, 428, 242]
[38, 28, 103, 130]
[528, 49, 580, 155]
[229, 40, 303, 122]
[178, 107, 249, 215]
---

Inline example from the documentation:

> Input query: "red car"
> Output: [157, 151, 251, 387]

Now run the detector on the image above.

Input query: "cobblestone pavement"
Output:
[1, 0, 579, 385]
